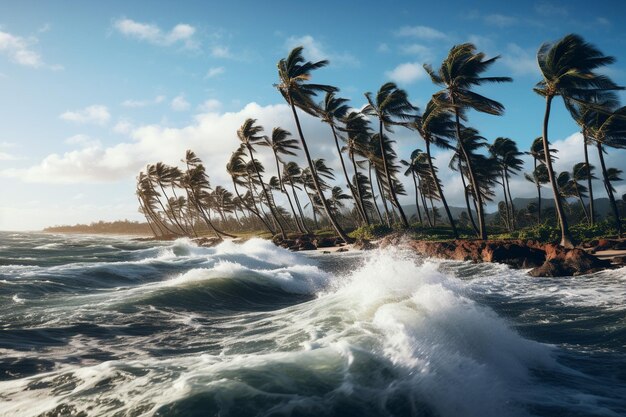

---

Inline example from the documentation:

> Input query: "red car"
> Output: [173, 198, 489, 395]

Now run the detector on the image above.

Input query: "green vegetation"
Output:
[134, 33, 624, 248]
[44, 220, 152, 235]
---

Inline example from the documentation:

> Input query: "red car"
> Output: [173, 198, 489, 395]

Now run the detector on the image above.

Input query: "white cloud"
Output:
[394, 25, 449, 41]
[399, 43, 433, 61]
[121, 95, 166, 108]
[377, 43, 391, 53]
[483, 13, 517, 27]
[0, 30, 44, 68]
[113, 120, 134, 134]
[60, 105, 111, 125]
[113, 18, 197, 48]
[285, 35, 359, 67]
[385, 62, 426, 84]
[170, 95, 190, 111]
[64, 134, 101, 148]
[500, 43, 538, 76]
[205, 66, 225, 78]
[197, 99, 221, 112]
[210, 46, 232, 58]
[0, 152, 19, 161]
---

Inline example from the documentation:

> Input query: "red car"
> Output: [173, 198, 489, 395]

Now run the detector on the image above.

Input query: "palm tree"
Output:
[263, 127, 306, 233]
[238, 118, 287, 239]
[571, 162, 594, 222]
[226, 146, 275, 234]
[341, 111, 374, 225]
[147, 162, 187, 234]
[584, 105, 626, 236]
[489, 137, 524, 230]
[319, 92, 367, 225]
[535, 34, 622, 247]
[275, 46, 351, 243]
[410, 99, 458, 236]
[424, 43, 512, 240]
[282, 161, 311, 232]
[525, 164, 550, 224]
[363, 82, 415, 227]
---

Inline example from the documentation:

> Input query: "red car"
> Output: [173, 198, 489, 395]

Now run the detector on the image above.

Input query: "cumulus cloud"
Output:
[170, 95, 190, 111]
[205, 66, 225, 78]
[121, 95, 166, 108]
[385, 62, 426, 84]
[394, 25, 449, 41]
[0, 30, 44, 67]
[499, 43, 538, 76]
[60, 105, 111, 125]
[113, 18, 197, 48]
[197, 99, 221, 112]
[285, 35, 359, 67]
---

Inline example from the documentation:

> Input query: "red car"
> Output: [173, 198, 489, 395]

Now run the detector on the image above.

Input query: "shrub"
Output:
[348, 224, 392, 240]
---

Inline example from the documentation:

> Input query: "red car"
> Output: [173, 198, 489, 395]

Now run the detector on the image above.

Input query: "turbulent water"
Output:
[0, 232, 625, 417]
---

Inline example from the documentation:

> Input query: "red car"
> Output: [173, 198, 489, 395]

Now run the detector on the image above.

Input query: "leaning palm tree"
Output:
[525, 164, 550, 224]
[535, 33, 622, 247]
[226, 145, 275, 234]
[424, 43, 512, 240]
[263, 127, 306, 233]
[238, 118, 287, 239]
[363, 82, 415, 227]
[489, 137, 524, 230]
[410, 99, 458, 236]
[319, 92, 367, 225]
[275, 46, 351, 243]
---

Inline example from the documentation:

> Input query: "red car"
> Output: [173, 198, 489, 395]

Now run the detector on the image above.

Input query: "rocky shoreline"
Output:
[379, 234, 624, 277]
[141, 233, 624, 278]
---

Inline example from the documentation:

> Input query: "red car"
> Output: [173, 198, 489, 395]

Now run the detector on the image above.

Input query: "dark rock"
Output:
[528, 260, 568, 277]
[314, 237, 338, 248]
[611, 255, 626, 266]
[298, 241, 317, 251]
[483, 243, 545, 269]
[336, 247, 349, 253]
[193, 237, 222, 247]
[353, 239, 378, 251]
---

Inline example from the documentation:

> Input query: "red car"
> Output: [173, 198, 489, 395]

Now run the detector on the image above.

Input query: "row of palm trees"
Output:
[136, 33, 625, 247]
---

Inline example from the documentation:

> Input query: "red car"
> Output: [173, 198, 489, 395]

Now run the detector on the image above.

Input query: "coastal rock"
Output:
[193, 237, 222, 247]
[314, 237, 337, 248]
[353, 239, 378, 251]
[611, 255, 626, 266]
[380, 233, 611, 277]
[529, 247, 611, 277]
[298, 241, 317, 251]
[336, 247, 349, 253]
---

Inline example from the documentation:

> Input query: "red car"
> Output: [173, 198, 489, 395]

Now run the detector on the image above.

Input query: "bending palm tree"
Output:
[424, 43, 512, 240]
[363, 82, 415, 227]
[319, 92, 368, 225]
[275, 46, 351, 243]
[410, 99, 458, 236]
[535, 33, 622, 247]
[238, 118, 287, 239]
[263, 127, 307, 233]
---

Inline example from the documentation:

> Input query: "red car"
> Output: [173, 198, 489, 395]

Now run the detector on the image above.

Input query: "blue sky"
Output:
[1, 0, 625, 230]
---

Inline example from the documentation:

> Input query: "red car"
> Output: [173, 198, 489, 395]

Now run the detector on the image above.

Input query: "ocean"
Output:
[0, 231, 625, 417]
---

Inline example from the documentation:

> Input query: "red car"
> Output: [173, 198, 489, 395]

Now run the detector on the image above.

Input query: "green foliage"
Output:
[569, 221, 618, 241]
[349, 224, 392, 240]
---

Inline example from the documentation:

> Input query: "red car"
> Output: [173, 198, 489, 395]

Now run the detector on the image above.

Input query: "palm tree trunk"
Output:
[426, 141, 458, 237]
[350, 153, 371, 225]
[377, 121, 408, 227]
[411, 172, 423, 225]
[331, 125, 367, 225]
[232, 178, 275, 234]
[288, 178, 312, 234]
[501, 171, 511, 230]
[288, 101, 352, 243]
[246, 146, 286, 239]
[534, 158, 542, 224]
[419, 176, 433, 227]
[452, 104, 487, 239]
[304, 188, 319, 229]
[542, 95, 574, 248]
[137, 197, 159, 237]
[369, 162, 384, 224]
[376, 169, 392, 227]
[430, 197, 437, 226]
[189, 188, 233, 239]
[597, 142, 622, 237]
[583, 132, 595, 226]
[158, 184, 187, 234]
[459, 159, 479, 234]
[273, 153, 305, 233]
[505, 168, 516, 230]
